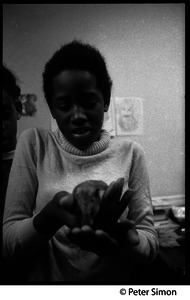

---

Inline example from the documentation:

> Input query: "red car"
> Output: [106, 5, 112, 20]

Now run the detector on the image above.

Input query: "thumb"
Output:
[127, 228, 140, 246]
[57, 192, 74, 209]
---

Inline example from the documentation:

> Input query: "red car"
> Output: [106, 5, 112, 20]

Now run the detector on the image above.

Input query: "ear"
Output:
[104, 106, 108, 112]
[104, 97, 110, 112]
[104, 104, 110, 112]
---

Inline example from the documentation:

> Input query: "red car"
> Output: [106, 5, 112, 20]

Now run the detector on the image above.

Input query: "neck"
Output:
[54, 129, 110, 156]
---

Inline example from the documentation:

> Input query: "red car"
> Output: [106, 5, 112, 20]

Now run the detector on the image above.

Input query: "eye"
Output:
[58, 103, 70, 111]
[57, 99, 71, 111]
[83, 95, 98, 108]
[85, 99, 97, 107]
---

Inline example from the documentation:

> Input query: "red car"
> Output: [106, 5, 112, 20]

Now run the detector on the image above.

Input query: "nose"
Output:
[71, 105, 87, 125]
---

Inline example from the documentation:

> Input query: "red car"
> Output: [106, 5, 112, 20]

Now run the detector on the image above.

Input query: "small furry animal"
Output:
[73, 180, 108, 226]
[73, 178, 125, 227]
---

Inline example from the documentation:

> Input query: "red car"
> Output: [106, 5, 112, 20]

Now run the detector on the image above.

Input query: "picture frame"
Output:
[114, 97, 143, 135]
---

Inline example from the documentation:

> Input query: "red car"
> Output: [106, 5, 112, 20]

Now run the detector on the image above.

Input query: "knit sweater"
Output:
[3, 127, 158, 282]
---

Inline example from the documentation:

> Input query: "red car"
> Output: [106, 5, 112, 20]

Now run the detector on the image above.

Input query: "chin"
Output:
[74, 143, 92, 151]
[70, 135, 95, 151]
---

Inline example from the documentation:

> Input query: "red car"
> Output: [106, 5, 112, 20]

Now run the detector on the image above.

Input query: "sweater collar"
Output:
[54, 128, 110, 156]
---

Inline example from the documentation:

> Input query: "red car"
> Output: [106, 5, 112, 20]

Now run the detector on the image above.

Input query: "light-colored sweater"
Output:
[3, 127, 158, 282]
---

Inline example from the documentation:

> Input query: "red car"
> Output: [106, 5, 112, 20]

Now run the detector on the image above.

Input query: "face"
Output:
[51, 70, 107, 150]
[3, 89, 19, 153]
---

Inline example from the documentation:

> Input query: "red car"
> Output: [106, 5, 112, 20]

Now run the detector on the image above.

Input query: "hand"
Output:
[66, 178, 137, 255]
[109, 219, 140, 247]
[66, 225, 118, 256]
[33, 191, 79, 238]
[66, 219, 139, 256]
[93, 178, 133, 230]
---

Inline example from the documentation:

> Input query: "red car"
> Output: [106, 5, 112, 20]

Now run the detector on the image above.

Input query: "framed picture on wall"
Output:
[114, 97, 144, 136]
[20, 94, 37, 116]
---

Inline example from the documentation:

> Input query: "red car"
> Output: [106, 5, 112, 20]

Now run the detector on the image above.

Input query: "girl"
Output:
[3, 40, 158, 282]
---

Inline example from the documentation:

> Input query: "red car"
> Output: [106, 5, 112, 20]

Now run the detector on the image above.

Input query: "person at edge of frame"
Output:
[2, 64, 22, 283]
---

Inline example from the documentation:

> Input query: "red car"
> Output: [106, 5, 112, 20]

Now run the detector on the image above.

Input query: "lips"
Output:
[71, 127, 91, 135]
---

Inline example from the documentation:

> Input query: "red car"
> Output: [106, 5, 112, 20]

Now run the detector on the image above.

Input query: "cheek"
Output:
[55, 119, 69, 136]
[94, 111, 104, 126]
[56, 117, 68, 128]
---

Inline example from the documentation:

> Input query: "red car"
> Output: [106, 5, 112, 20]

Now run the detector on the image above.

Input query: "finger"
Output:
[80, 226, 99, 251]
[115, 219, 135, 230]
[108, 178, 125, 215]
[56, 193, 80, 228]
[57, 195, 80, 228]
[68, 226, 95, 247]
[60, 210, 79, 229]
[127, 229, 140, 246]
[105, 178, 124, 206]
[71, 227, 81, 234]
[92, 181, 116, 227]
[99, 181, 116, 209]
[93, 178, 124, 228]
[69, 225, 94, 239]
[55, 191, 70, 200]
[66, 227, 80, 239]
[81, 225, 94, 233]
[101, 178, 124, 211]
[95, 229, 118, 248]
[111, 189, 133, 223]
[58, 193, 74, 209]
[105, 220, 136, 244]
[95, 229, 119, 254]
[114, 225, 139, 246]
[67, 227, 82, 244]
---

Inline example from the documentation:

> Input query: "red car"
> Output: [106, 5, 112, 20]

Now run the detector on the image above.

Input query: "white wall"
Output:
[3, 3, 185, 197]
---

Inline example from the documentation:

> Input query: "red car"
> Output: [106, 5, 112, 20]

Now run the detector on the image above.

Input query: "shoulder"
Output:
[17, 127, 54, 152]
[110, 136, 144, 158]
[18, 127, 52, 143]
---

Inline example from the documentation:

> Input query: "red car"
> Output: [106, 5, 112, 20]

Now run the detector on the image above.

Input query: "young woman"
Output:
[3, 41, 158, 282]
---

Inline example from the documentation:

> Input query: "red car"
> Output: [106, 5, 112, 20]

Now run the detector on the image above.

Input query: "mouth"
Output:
[71, 127, 91, 135]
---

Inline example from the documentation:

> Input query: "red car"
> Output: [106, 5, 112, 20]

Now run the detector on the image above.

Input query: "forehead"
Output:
[53, 70, 97, 92]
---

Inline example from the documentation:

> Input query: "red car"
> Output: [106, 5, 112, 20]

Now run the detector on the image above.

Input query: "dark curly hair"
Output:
[3, 64, 22, 114]
[42, 40, 112, 109]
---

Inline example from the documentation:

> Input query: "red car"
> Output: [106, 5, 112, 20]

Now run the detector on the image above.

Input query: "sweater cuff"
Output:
[119, 230, 157, 264]
[18, 216, 50, 251]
